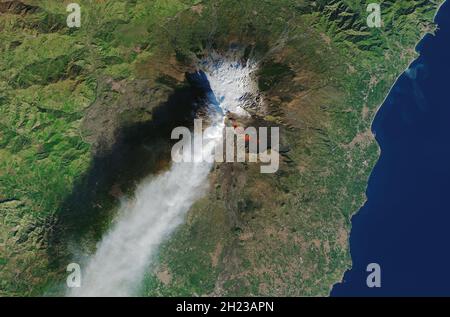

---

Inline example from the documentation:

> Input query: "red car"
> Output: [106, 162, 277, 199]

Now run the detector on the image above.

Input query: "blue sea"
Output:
[332, 1, 450, 296]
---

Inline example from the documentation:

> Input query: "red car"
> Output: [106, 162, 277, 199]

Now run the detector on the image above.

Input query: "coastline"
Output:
[329, 0, 448, 295]
[369, 0, 448, 130]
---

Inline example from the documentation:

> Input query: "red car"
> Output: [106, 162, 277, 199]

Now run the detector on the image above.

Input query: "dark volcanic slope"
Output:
[0, 0, 444, 296]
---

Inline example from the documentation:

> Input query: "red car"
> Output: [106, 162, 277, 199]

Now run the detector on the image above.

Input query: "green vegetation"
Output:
[0, 0, 444, 296]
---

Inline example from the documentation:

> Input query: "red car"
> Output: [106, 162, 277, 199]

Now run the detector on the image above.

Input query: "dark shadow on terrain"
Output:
[47, 73, 210, 267]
